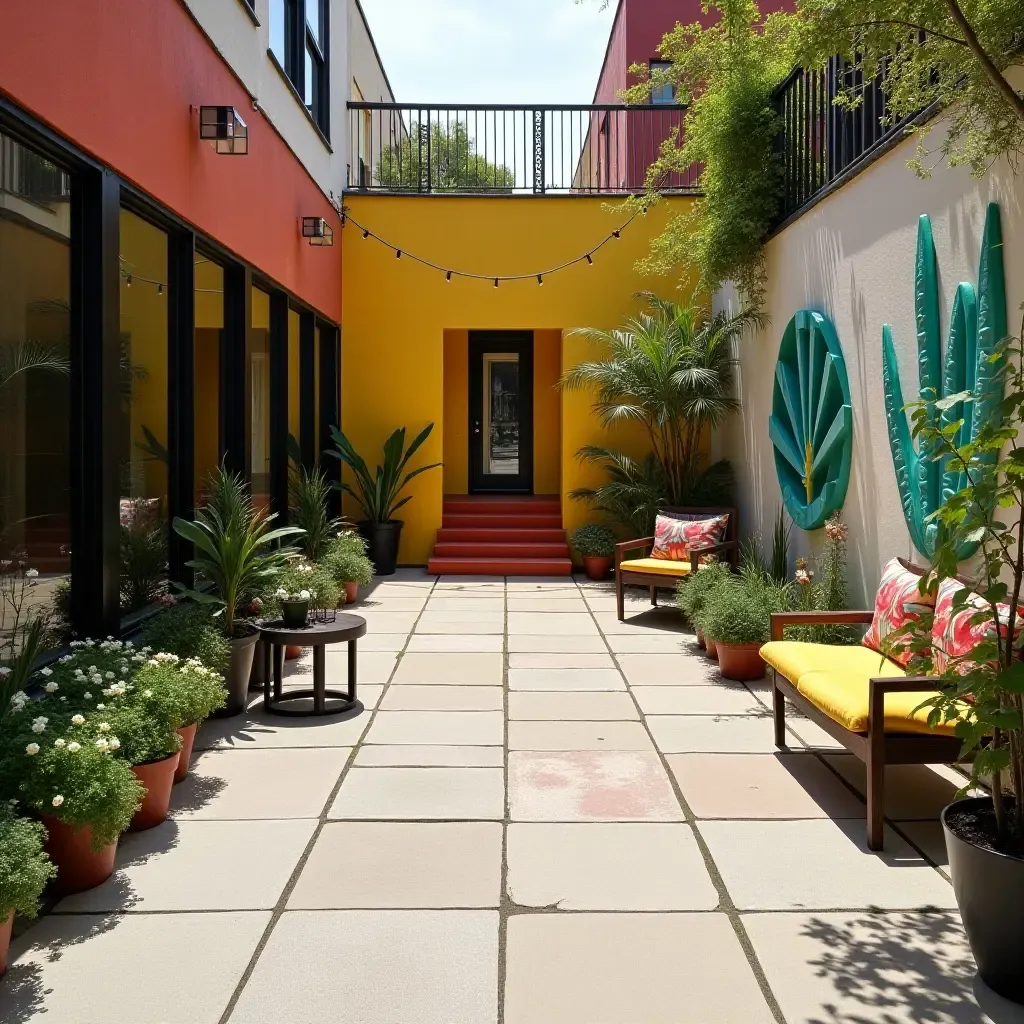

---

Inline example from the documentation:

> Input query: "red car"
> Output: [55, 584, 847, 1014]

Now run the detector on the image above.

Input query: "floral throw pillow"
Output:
[862, 557, 935, 668]
[651, 513, 729, 562]
[931, 578, 1024, 676]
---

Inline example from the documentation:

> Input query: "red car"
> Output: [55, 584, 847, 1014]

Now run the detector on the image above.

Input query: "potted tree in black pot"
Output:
[326, 424, 441, 576]
[172, 466, 303, 716]
[898, 314, 1024, 1003]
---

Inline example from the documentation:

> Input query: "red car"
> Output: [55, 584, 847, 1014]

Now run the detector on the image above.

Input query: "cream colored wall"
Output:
[349, 0, 393, 103]
[715, 116, 1024, 606]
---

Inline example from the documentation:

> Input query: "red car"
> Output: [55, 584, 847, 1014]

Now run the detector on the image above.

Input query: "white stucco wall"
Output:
[182, 0, 390, 201]
[714, 112, 1024, 606]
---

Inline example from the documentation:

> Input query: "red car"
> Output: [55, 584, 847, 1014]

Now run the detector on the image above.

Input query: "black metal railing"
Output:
[0, 133, 71, 205]
[773, 56, 921, 223]
[347, 103, 700, 195]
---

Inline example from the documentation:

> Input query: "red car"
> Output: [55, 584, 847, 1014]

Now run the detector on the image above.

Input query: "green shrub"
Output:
[0, 811, 55, 919]
[101, 699, 181, 767]
[676, 562, 733, 629]
[289, 464, 341, 561]
[265, 560, 340, 613]
[702, 572, 792, 646]
[570, 524, 616, 559]
[134, 655, 226, 728]
[141, 602, 231, 675]
[322, 545, 374, 588]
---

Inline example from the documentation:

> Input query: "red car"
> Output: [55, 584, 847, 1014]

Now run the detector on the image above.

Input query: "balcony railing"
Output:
[0, 133, 71, 205]
[347, 103, 699, 195]
[773, 57, 923, 224]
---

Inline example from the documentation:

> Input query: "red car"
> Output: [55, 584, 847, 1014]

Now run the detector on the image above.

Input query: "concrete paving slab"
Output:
[508, 720, 654, 751]
[508, 691, 638, 720]
[617, 652, 723, 685]
[365, 710, 504, 746]
[329, 767, 505, 820]
[381, 685, 504, 711]
[508, 667, 625, 691]
[392, 652, 504, 685]
[653, 716, 781, 753]
[354, 745, 505, 767]
[632, 684, 767, 716]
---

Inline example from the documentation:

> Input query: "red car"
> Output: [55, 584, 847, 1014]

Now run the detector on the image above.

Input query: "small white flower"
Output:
[90, 674, 102, 684]
[88, 665, 97, 672]
[71, 714, 85, 726]
[275, 588, 288, 600]
[67, 741, 81, 753]
[143, 690, 153, 698]
[51, 795, 64, 808]
[54, 738, 66, 748]
[58, 655, 72, 664]
[95, 738, 109, 751]
[25, 743, 40, 756]
[83, 692, 92, 700]
[104, 671, 115, 680]
[40, 667, 53, 677]
[25, 568, 39, 578]
[299, 590, 311, 601]
[31, 716, 48, 734]
[108, 737, 120, 751]
[125, 641, 133, 648]
[44, 681, 58, 693]
[0, 667, 11, 679]
[59, 696, 67, 702]
[98, 722, 110, 733]
[97, 703, 106, 710]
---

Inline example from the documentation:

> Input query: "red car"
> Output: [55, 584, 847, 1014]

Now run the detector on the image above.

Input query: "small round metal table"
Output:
[257, 614, 367, 717]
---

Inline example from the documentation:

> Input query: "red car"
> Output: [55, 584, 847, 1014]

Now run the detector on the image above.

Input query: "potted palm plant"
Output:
[172, 466, 303, 716]
[326, 424, 441, 575]
[570, 524, 616, 580]
[898, 315, 1024, 1002]
[0, 810, 55, 975]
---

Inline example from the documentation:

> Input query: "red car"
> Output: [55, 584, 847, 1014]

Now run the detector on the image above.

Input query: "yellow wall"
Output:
[442, 330, 469, 493]
[341, 195, 698, 564]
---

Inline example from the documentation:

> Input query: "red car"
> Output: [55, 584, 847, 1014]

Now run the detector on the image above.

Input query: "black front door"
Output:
[468, 331, 533, 493]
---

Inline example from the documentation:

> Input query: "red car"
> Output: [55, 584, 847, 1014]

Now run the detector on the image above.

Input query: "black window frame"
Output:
[272, 0, 331, 140]
[0, 94, 340, 641]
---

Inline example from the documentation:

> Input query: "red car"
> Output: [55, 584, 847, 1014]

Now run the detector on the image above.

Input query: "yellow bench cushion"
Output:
[760, 641, 904, 683]
[619, 557, 692, 577]
[760, 641, 956, 735]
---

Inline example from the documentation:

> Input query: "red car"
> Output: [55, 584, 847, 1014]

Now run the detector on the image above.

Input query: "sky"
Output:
[357, 0, 618, 104]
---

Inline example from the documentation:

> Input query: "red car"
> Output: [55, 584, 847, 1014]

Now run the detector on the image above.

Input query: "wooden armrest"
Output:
[770, 610, 874, 642]
[688, 539, 737, 554]
[616, 537, 653, 566]
[869, 676, 942, 694]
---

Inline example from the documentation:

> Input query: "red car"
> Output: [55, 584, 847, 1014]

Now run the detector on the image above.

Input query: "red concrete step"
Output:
[443, 497, 561, 516]
[427, 556, 573, 576]
[437, 527, 568, 543]
[443, 513, 563, 529]
[433, 541, 570, 558]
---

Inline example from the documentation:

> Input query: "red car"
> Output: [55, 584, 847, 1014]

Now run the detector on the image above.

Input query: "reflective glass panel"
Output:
[484, 354, 520, 475]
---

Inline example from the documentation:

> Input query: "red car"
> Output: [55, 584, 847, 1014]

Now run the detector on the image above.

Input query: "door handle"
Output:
[473, 421, 481, 435]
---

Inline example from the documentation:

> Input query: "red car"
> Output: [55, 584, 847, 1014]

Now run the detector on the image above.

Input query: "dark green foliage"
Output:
[141, 602, 231, 675]
[289, 463, 341, 561]
[770, 506, 791, 584]
[570, 524, 617, 558]
[0, 811, 55, 919]
[676, 561, 734, 631]
[119, 518, 166, 613]
[703, 569, 792, 645]
[327, 424, 442, 524]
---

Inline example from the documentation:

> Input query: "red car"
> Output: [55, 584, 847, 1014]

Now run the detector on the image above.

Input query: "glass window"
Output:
[269, 0, 285, 66]
[650, 60, 675, 105]
[194, 255, 224, 504]
[251, 286, 271, 511]
[118, 208, 169, 619]
[306, 0, 320, 48]
[0, 130, 72, 651]
[287, 308, 300, 458]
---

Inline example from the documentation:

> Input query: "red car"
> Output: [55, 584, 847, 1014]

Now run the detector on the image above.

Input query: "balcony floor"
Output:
[1, 573, 1020, 1023]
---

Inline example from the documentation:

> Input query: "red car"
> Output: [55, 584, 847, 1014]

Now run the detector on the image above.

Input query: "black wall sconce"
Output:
[301, 217, 334, 246]
[199, 106, 248, 155]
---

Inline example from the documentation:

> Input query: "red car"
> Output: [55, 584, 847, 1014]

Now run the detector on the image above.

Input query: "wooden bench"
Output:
[614, 505, 738, 621]
[765, 609, 966, 851]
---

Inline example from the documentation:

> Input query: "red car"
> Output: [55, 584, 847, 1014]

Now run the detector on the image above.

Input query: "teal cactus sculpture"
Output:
[769, 310, 853, 531]
[882, 202, 1007, 560]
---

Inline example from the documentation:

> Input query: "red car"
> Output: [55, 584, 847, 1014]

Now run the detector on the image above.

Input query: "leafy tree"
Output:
[561, 293, 761, 533]
[623, 1, 797, 308]
[376, 121, 515, 191]
[793, 0, 1024, 177]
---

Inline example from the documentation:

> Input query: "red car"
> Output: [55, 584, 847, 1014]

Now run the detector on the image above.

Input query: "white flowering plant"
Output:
[263, 561, 339, 614]
[130, 654, 225, 732]
[0, 705, 143, 847]
[0, 808, 56, 919]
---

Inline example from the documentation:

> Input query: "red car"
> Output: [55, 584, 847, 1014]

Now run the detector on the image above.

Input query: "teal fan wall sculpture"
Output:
[769, 310, 853, 531]
[882, 202, 1007, 560]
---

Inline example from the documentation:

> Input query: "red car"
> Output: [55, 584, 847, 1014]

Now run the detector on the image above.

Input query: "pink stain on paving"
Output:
[508, 751, 684, 821]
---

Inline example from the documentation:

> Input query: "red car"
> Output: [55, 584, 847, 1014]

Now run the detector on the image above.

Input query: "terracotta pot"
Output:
[42, 816, 117, 894]
[583, 556, 611, 581]
[695, 628, 706, 650]
[130, 752, 180, 831]
[0, 911, 12, 977]
[344, 581, 359, 605]
[716, 642, 766, 681]
[175, 723, 197, 783]
[285, 645, 302, 660]
[705, 638, 719, 660]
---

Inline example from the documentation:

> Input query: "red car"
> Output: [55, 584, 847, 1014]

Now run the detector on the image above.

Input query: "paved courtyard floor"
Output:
[3, 573, 1024, 1023]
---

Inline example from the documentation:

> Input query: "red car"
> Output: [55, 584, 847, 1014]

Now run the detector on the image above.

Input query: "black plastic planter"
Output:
[359, 520, 403, 576]
[213, 630, 259, 718]
[942, 797, 1024, 1003]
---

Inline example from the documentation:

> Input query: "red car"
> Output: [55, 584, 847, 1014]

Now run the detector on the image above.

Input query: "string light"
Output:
[341, 208, 639, 286]
[126, 274, 132, 287]
[157, 283, 163, 295]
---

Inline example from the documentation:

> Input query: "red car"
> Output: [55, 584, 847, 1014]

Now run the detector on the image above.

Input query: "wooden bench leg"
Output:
[616, 575, 625, 621]
[650, 586, 658, 607]
[867, 693, 886, 851]
[772, 670, 787, 749]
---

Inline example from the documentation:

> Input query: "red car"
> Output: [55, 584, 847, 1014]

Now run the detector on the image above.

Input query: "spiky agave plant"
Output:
[882, 202, 1007, 559]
